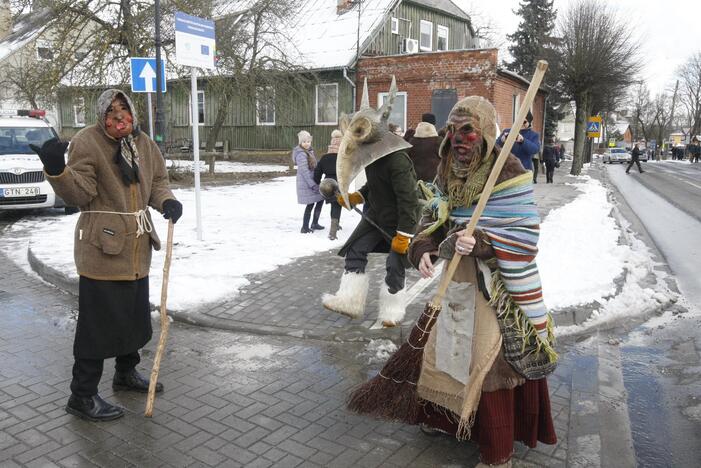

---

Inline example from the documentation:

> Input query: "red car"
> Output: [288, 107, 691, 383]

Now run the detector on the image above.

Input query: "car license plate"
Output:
[1, 187, 40, 198]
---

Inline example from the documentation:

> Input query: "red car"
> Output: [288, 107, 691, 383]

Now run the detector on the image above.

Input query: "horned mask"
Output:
[336, 76, 412, 208]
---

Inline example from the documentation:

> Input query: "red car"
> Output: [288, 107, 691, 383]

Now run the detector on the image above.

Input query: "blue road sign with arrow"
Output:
[129, 58, 166, 93]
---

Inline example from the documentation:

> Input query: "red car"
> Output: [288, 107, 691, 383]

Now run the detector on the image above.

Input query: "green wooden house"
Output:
[57, 0, 477, 151]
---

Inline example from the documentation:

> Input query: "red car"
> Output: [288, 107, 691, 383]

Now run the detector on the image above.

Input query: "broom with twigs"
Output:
[347, 60, 549, 424]
[144, 220, 174, 418]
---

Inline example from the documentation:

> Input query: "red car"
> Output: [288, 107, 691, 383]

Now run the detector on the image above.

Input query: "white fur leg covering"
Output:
[377, 286, 407, 327]
[322, 272, 369, 319]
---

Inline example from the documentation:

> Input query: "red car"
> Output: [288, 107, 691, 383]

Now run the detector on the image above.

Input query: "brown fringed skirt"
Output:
[418, 378, 557, 465]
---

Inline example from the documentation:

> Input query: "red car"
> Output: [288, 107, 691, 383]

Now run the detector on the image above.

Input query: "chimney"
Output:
[0, 0, 12, 42]
[337, 0, 356, 15]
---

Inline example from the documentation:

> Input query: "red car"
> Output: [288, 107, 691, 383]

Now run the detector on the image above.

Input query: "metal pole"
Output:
[154, 0, 166, 154]
[147, 93, 154, 138]
[191, 70, 203, 241]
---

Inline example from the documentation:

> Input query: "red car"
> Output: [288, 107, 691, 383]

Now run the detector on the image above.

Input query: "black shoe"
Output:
[640, 171, 645, 173]
[113, 369, 163, 393]
[300, 227, 312, 233]
[419, 423, 443, 437]
[66, 394, 124, 422]
[310, 223, 325, 230]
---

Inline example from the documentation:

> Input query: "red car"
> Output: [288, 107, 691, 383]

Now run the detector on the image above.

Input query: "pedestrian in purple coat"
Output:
[293, 130, 325, 233]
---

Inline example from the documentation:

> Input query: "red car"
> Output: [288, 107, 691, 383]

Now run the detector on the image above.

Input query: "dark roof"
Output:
[497, 68, 549, 94]
[407, 0, 471, 21]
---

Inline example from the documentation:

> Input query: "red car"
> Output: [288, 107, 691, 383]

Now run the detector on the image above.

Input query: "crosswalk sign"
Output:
[587, 116, 602, 138]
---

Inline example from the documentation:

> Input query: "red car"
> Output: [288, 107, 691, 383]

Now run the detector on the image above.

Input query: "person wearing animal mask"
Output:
[30, 89, 182, 422]
[322, 77, 419, 327]
[407, 96, 557, 467]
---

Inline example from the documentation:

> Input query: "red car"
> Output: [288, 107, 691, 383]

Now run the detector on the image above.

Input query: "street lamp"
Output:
[154, 0, 166, 155]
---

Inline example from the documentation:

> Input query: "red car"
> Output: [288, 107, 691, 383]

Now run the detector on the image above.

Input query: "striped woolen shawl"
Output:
[423, 172, 556, 359]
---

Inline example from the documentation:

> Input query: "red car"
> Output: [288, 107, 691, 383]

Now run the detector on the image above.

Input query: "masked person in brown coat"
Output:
[30, 89, 182, 422]
[407, 121, 441, 182]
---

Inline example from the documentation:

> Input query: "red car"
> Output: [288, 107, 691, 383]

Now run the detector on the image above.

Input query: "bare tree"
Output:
[555, 0, 641, 174]
[678, 53, 701, 137]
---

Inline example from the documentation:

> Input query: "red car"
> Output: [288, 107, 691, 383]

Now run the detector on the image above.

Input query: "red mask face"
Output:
[447, 124, 481, 162]
[104, 97, 133, 139]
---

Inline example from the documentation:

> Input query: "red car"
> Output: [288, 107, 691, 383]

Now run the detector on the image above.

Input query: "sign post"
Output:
[175, 11, 216, 241]
[129, 57, 167, 139]
[587, 116, 602, 139]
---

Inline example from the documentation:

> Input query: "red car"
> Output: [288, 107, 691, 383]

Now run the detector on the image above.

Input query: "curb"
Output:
[26, 245, 405, 344]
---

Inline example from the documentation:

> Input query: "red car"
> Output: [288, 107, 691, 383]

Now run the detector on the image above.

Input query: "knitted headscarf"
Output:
[327, 129, 343, 153]
[437, 96, 498, 208]
[96, 89, 141, 186]
[297, 130, 316, 170]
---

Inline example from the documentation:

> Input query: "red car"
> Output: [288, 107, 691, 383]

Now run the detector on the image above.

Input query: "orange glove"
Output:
[337, 191, 364, 209]
[391, 233, 411, 255]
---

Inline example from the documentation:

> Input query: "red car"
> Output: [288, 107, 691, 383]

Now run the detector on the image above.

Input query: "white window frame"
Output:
[377, 91, 407, 132]
[512, 94, 520, 124]
[256, 86, 276, 126]
[73, 97, 85, 127]
[420, 20, 433, 51]
[391, 17, 399, 35]
[189, 90, 206, 126]
[315, 83, 339, 125]
[36, 39, 54, 61]
[437, 25, 449, 51]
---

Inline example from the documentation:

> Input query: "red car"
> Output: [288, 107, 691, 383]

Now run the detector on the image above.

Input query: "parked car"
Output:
[602, 148, 631, 164]
[0, 109, 76, 213]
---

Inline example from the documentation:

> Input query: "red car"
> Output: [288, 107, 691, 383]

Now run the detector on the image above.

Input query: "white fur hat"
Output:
[414, 122, 438, 138]
[298, 130, 312, 144]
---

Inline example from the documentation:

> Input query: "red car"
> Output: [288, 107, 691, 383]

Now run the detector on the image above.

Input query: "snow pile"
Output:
[360, 339, 398, 364]
[539, 176, 628, 309]
[166, 159, 289, 174]
[1, 177, 361, 311]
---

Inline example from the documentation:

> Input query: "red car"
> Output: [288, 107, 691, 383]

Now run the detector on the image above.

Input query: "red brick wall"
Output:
[357, 49, 546, 138]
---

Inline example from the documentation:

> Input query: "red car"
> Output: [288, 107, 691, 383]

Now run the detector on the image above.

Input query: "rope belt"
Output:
[82, 209, 153, 237]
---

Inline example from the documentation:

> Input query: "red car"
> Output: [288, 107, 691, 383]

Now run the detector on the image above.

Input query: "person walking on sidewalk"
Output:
[29, 89, 182, 422]
[542, 139, 558, 183]
[314, 130, 344, 240]
[498, 111, 541, 179]
[322, 77, 419, 327]
[293, 131, 325, 233]
[408, 96, 557, 467]
[688, 136, 700, 163]
[626, 143, 645, 174]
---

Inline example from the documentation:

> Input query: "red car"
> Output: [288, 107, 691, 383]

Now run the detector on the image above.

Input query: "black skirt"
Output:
[75, 276, 152, 359]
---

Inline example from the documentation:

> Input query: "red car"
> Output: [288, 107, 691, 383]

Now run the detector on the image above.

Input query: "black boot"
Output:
[113, 368, 163, 393]
[66, 394, 124, 422]
[310, 222, 325, 230]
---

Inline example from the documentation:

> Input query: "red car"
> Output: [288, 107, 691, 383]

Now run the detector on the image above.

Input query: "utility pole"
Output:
[154, 0, 166, 155]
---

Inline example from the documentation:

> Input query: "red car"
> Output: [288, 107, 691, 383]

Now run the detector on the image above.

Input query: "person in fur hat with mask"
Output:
[314, 129, 344, 240]
[30, 89, 182, 422]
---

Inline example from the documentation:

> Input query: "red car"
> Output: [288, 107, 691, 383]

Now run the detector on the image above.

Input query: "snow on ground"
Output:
[166, 159, 289, 173]
[360, 339, 398, 364]
[1, 176, 361, 311]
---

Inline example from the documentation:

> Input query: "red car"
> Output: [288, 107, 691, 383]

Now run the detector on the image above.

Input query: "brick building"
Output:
[357, 48, 547, 136]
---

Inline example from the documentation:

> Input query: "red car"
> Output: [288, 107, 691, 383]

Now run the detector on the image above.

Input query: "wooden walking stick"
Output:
[145, 220, 174, 417]
[347, 60, 549, 423]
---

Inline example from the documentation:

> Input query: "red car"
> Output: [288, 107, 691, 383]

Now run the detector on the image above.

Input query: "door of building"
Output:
[431, 89, 458, 130]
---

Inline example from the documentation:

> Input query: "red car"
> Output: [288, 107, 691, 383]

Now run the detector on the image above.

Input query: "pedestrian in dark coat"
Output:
[626, 144, 644, 174]
[407, 122, 441, 182]
[688, 137, 700, 163]
[314, 129, 343, 239]
[542, 140, 558, 183]
[30, 89, 181, 422]
[293, 130, 325, 233]
[498, 111, 541, 173]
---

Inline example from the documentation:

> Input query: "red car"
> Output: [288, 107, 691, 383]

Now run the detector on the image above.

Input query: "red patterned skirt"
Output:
[418, 378, 557, 465]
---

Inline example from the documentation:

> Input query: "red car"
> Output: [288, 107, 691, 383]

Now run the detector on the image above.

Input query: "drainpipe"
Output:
[343, 67, 357, 112]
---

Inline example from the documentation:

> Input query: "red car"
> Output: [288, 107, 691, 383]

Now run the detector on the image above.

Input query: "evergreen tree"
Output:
[506, 0, 561, 142]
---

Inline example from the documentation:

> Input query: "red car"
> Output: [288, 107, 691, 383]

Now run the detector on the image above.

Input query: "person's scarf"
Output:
[421, 171, 557, 361]
[114, 134, 141, 185]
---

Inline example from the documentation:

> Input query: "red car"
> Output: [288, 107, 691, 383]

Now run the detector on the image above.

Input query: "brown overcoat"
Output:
[46, 125, 173, 281]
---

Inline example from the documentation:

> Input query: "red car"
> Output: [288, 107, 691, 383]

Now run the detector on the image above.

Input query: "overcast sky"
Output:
[454, 0, 701, 96]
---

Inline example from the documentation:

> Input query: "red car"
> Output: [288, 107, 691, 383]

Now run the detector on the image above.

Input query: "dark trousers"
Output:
[545, 161, 556, 183]
[626, 159, 643, 173]
[345, 229, 406, 293]
[532, 159, 539, 182]
[303, 201, 323, 228]
[70, 352, 140, 397]
[330, 201, 342, 220]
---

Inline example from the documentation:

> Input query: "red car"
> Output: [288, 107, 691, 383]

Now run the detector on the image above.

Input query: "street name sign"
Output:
[129, 58, 166, 93]
[175, 12, 216, 69]
[587, 116, 602, 138]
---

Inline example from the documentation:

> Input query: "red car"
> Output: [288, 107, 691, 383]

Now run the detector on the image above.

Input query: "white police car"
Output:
[0, 109, 75, 213]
